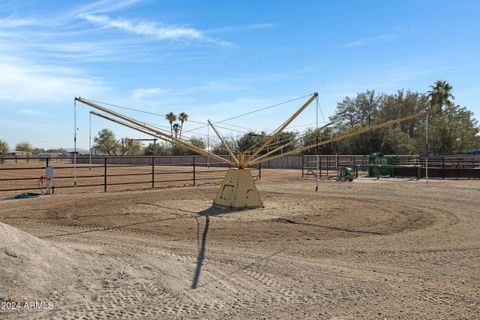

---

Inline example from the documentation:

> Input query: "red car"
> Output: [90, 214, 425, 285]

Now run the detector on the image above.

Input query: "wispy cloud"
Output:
[0, 16, 43, 28]
[72, 0, 142, 16]
[79, 14, 231, 46]
[0, 56, 108, 102]
[132, 87, 170, 99]
[343, 34, 397, 47]
[16, 109, 45, 116]
[207, 23, 275, 34]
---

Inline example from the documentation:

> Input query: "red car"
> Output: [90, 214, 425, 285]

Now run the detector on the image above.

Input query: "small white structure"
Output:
[45, 166, 54, 194]
[6, 151, 32, 157]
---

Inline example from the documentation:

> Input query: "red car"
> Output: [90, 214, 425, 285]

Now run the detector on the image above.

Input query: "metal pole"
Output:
[426, 112, 429, 186]
[326, 156, 329, 177]
[315, 97, 319, 192]
[73, 99, 77, 188]
[104, 157, 107, 192]
[151, 156, 155, 188]
[89, 111, 92, 170]
[192, 156, 196, 186]
[207, 125, 210, 168]
[319, 155, 322, 178]
[301, 154, 304, 179]
[442, 156, 445, 180]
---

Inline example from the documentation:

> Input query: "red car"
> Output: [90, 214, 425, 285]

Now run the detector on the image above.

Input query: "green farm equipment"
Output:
[368, 153, 398, 177]
[338, 166, 355, 182]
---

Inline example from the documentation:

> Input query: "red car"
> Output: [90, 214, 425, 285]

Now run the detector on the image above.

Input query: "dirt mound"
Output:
[0, 222, 74, 301]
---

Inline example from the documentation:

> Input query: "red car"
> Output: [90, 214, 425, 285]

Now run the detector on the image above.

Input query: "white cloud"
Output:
[132, 87, 170, 99]
[79, 14, 231, 46]
[73, 0, 142, 15]
[0, 56, 108, 102]
[16, 109, 45, 116]
[343, 34, 397, 47]
[0, 16, 42, 28]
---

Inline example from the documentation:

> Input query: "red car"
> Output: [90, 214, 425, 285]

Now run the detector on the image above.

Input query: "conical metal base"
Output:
[213, 169, 263, 209]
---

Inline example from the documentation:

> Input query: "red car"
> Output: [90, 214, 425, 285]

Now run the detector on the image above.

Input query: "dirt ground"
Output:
[0, 169, 479, 319]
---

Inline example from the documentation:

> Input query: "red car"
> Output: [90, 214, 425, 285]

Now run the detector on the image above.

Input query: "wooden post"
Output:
[151, 156, 155, 188]
[258, 162, 262, 180]
[192, 156, 196, 186]
[104, 157, 107, 192]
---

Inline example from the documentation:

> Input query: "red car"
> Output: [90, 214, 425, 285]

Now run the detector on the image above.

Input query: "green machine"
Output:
[368, 153, 398, 177]
[338, 166, 355, 182]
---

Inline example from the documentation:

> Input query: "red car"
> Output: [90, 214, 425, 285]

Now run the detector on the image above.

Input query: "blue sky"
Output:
[0, 0, 479, 149]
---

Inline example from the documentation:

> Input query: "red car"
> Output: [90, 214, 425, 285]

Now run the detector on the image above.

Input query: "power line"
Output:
[183, 93, 316, 134]
[84, 98, 167, 117]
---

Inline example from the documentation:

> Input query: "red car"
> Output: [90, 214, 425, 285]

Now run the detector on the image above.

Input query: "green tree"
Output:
[379, 128, 416, 154]
[427, 80, 454, 116]
[271, 131, 297, 154]
[178, 112, 189, 139]
[0, 139, 9, 155]
[211, 138, 237, 155]
[172, 123, 180, 139]
[15, 142, 33, 153]
[94, 129, 119, 155]
[120, 139, 143, 155]
[301, 127, 335, 155]
[144, 142, 171, 156]
[189, 137, 205, 150]
[236, 131, 296, 155]
[423, 81, 479, 153]
[236, 132, 264, 152]
[176, 137, 206, 155]
[165, 112, 177, 136]
[427, 105, 479, 153]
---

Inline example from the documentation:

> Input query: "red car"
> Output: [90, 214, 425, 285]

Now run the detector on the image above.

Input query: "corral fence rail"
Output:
[0, 155, 261, 195]
[301, 154, 480, 179]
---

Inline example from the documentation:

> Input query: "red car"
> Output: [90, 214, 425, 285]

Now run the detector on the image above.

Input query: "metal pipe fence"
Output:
[301, 154, 480, 180]
[0, 156, 261, 196]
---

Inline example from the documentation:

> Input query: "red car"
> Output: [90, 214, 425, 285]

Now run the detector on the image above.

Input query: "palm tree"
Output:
[178, 112, 189, 138]
[172, 123, 180, 139]
[165, 112, 177, 136]
[427, 80, 454, 115]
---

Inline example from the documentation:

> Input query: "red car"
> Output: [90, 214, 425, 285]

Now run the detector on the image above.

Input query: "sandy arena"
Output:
[0, 169, 479, 319]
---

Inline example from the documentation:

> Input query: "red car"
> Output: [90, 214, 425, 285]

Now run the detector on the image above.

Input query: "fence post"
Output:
[301, 155, 304, 179]
[104, 157, 107, 192]
[442, 156, 445, 180]
[192, 156, 196, 186]
[151, 156, 155, 188]
[258, 163, 262, 180]
[319, 155, 322, 179]
[326, 156, 329, 177]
